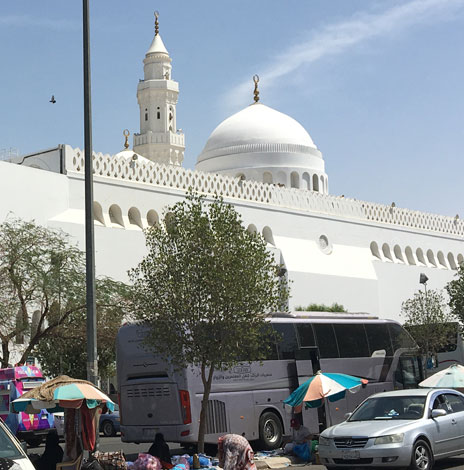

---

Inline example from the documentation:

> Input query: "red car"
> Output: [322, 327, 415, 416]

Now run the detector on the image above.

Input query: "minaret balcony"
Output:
[134, 131, 185, 148]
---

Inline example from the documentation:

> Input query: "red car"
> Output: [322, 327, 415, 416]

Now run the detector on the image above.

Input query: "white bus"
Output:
[116, 312, 422, 448]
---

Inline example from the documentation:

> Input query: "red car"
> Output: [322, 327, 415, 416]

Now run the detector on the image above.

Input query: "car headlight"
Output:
[374, 433, 404, 445]
[319, 436, 331, 446]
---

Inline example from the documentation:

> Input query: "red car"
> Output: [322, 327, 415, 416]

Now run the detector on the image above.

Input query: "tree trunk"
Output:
[197, 363, 215, 454]
[1, 341, 10, 368]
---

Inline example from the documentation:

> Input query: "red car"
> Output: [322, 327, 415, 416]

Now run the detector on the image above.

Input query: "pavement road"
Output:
[28, 435, 464, 470]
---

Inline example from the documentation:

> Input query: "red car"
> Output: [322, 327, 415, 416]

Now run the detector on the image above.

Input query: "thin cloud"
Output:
[0, 15, 79, 31]
[225, 0, 464, 109]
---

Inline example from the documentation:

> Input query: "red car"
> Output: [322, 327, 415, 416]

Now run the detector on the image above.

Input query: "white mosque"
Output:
[2, 15, 463, 325]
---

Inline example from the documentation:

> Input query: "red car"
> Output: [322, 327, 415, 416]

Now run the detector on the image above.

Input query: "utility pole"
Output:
[83, 0, 98, 387]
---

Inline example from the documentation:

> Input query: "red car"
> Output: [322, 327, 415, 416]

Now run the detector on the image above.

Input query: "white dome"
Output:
[114, 149, 149, 163]
[197, 103, 316, 164]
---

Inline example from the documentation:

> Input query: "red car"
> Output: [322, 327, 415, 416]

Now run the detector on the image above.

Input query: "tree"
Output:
[447, 264, 464, 322]
[295, 303, 347, 312]
[401, 289, 458, 362]
[33, 278, 126, 379]
[129, 192, 288, 452]
[0, 217, 128, 369]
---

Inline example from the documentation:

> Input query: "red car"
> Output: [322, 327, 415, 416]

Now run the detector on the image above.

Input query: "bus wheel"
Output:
[259, 411, 283, 450]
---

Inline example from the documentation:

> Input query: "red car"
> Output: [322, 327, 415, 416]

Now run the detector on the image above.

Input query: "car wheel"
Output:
[410, 439, 433, 470]
[258, 411, 283, 450]
[102, 420, 116, 437]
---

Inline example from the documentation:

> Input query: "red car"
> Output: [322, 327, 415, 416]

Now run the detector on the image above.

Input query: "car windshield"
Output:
[0, 422, 23, 459]
[349, 396, 426, 421]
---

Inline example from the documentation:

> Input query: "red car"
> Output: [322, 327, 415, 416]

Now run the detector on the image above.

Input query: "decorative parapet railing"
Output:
[66, 147, 464, 238]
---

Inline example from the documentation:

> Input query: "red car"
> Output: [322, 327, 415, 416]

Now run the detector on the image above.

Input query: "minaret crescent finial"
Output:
[154, 11, 159, 36]
[253, 75, 260, 103]
[123, 129, 130, 149]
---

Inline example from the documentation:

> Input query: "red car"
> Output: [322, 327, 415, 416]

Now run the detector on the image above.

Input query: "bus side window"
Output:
[313, 324, 339, 358]
[365, 323, 393, 356]
[334, 323, 370, 357]
[272, 323, 298, 360]
[388, 323, 416, 351]
[296, 323, 316, 348]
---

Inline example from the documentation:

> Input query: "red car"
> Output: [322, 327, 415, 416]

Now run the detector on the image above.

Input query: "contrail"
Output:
[225, 0, 464, 109]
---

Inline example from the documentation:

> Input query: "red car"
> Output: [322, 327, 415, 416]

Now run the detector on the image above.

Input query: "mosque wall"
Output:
[1, 148, 463, 330]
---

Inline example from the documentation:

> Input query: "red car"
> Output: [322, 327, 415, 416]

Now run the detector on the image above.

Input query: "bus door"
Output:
[295, 347, 323, 434]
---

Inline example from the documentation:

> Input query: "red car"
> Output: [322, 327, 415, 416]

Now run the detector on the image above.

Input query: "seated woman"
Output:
[148, 433, 172, 468]
[35, 431, 63, 470]
[218, 434, 256, 470]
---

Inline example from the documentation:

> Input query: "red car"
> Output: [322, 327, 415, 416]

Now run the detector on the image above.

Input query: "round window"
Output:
[318, 235, 332, 254]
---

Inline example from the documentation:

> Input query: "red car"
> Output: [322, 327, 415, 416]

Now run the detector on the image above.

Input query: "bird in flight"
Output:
[50, 95, 56, 104]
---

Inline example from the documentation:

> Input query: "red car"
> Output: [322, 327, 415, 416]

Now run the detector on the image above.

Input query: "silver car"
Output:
[318, 388, 464, 470]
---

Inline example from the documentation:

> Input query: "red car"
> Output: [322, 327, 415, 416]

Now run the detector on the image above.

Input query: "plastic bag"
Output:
[293, 442, 311, 462]
[132, 453, 162, 470]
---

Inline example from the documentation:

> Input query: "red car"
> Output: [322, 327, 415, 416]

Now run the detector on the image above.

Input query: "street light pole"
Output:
[83, 0, 98, 387]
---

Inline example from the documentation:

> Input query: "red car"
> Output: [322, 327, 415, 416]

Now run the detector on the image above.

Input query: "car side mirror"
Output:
[431, 409, 447, 418]
[344, 412, 352, 420]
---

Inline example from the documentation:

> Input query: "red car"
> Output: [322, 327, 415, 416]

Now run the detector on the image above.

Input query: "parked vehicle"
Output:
[0, 416, 36, 470]
[117, 312, 422, 447]
[318, 388, 464, 469]
[99, 404, 120, 437]
[0, 365, 55, 447]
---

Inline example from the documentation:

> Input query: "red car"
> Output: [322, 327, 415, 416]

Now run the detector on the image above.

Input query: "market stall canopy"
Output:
[284, 370, 368, 410]
[419, 364, 464, 390]
[11, 375, 115, 414]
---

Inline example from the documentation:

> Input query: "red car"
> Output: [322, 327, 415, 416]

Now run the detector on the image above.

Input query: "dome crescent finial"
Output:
[253, 75, 260, 103]
[154, 11, 159, 36]
[123, 129, 130, 149]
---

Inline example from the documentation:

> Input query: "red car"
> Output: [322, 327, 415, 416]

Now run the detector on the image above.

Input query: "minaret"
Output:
[133, 12, 185, 165]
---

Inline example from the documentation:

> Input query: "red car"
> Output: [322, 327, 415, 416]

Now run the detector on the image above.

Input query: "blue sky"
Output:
[1, 0, 463, 217]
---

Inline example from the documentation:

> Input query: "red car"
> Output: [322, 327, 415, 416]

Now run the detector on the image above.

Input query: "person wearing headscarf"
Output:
[35, 431, 64, 470]
[218, 434, 256, 470]
[148, 433, 172, 468]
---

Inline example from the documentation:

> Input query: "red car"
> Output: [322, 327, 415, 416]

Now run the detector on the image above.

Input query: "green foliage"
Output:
[0, 217, 128, 372]
[295, 303, 347, 312]
[129, 192, 289, 451]
[33, 278, 128, 379]
[401, 289, 458, 357]
[447, 264, 464, 322]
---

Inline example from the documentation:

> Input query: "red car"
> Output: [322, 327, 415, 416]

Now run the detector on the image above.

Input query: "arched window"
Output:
[427, 249, 437, 267]
[262, 226, 275, 246]
[416, 248, 426, 265]
[164, 212, 175, 231]
[169, 106, 175, 131]
[290, 172, 300, 189]
[93, 201, 105, 226]
[263, 172, 273, 184]
[382, 243, 393, 261]
[320, 175, 324, 193]
[302, 172, 310, 190]
[458, 254, 464, 267]
[393, 245, 404, 263]
[448, 252, 458, 270]
[312, 174, 319, 192]
[147, 210, 159, 227]
[157, 107, 160, 119]
[109, 204, 124, 228]
[145, 108, 148, 121]
[31, 310, 40, 337]
[247, 224, 257, 234]
[128, 207, 143, 230]
[370, 242, 381, 260]
[437, 251, 447, 269]
[405, 246, 416, 265]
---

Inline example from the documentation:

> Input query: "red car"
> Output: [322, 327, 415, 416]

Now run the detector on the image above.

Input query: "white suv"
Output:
[0, 419, 36, 470]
